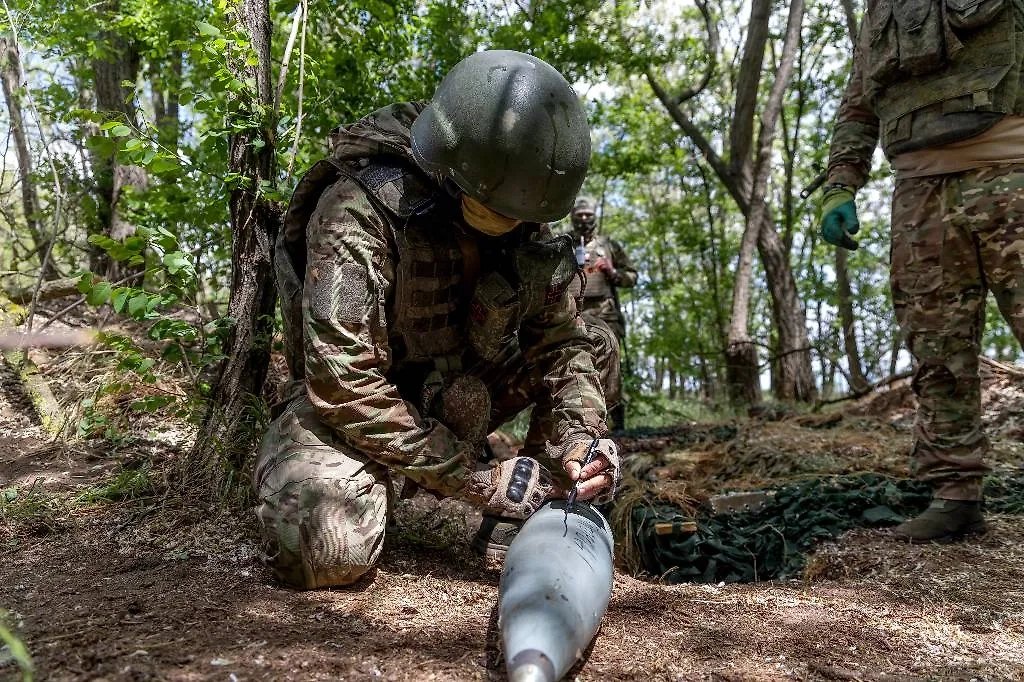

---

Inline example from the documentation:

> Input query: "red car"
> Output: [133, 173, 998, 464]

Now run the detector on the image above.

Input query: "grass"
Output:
[1, 464, 154, 543]
[0, 611, 32, 682]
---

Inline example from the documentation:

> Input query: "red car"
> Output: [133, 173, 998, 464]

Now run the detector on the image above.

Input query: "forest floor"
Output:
[2, 351, 1024, 681]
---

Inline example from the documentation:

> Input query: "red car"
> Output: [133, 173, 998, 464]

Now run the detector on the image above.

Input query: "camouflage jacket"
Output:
[567, 232, 638, 301]
[276, 103, 606, 497]
[828, 0, 1024, 188]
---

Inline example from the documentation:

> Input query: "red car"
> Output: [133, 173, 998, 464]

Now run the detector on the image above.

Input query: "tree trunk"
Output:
[90, 4, 146, 282]
[726, 0, 808, 406]
[152, 50, 183, 149]
[0, 36, 58, 279]
[654, 356, 665, 395]
[187, 0, 278, 494]
[836, 248, 869, 391]
[758, 217, 817, 401]
[646, 0, 816, 407]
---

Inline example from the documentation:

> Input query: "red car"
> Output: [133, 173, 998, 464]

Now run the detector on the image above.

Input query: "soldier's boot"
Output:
[471, 514, 524, 559]
[892, 499, 987, 544]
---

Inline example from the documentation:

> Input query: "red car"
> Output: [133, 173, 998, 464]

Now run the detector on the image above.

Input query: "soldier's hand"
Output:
[593, 256, 616, 277]
[561, 439, 621, 504]
[820, 184, 860, 250]
[459, 457, 558, 519]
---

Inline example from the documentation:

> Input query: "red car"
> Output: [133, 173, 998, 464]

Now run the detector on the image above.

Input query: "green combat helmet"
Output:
[410, 49, 591, 223]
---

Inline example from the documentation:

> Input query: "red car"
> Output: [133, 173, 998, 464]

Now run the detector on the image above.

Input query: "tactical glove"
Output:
[820, 184, 860, 251]
[458, 457, 557, 519]
[558, 438, 621, 504]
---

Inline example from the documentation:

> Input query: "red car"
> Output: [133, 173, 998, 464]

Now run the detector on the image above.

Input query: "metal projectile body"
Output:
[498, 500, 614, 682]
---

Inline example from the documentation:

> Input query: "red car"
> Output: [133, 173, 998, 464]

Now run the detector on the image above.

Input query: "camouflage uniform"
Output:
[255, 103, 613, 588]
[828, 1, 1024, 501]
[568, 233, 638, 341]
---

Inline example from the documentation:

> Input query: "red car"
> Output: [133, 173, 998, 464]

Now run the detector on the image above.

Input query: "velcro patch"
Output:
[309, 260, 370, 325]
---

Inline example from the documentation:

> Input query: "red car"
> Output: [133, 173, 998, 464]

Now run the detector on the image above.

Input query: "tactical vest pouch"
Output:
[468, 272, 520, 361]
[894, 0, 947, 75]
[876, 10, 1019, 155]
[868, 0, 903, 86]
[513, 235, 579, 316]
[947, 0, 1006, 30]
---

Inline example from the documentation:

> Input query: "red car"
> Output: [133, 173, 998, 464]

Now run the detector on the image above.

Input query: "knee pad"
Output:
[257, 478, 386, 589]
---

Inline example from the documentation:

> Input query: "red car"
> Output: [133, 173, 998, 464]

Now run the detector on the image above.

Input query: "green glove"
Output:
[820, 185, 860, 250]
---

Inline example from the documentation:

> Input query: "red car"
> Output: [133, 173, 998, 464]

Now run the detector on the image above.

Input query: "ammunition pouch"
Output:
[468, 272, 520, 361]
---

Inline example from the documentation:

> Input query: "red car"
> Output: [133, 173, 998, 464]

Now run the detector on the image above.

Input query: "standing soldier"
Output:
[819, 1, 1024, 542]
[568, 196, 637, 429]
[256, 50, 622, 588]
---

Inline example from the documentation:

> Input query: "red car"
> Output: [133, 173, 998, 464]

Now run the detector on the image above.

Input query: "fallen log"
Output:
[4, 276, 82, 304]
[0, 294, 68, 435]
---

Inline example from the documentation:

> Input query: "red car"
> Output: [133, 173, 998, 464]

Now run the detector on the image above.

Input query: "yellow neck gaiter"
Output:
[461, 195, 521, 236]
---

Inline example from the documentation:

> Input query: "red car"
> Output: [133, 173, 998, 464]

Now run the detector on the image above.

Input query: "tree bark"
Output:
[836, 248, 869, 391]
[0, 36, 58, 279]
[90, 3, 146, 282]
[187, 0, 278, 494]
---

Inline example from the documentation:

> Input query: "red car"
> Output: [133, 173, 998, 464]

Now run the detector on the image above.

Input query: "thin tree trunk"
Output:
[836, 248, 869, 391]
[152, 50, 183, 149]
[188, 0, 279, 494]
[726, 0, 808, 405]
[0, 36, 57, 279]
[91, 3, 146, 282]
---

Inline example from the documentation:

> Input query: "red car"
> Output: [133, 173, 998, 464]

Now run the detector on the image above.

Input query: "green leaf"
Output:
[77, 272, 94, 294]
[162, 251, 192, 276]
[112, 287, 131, 313]
[110, 124, 132, 137]
[148, 156, 179, 174]
[128, 293, 149, 317]
[86, 281, 112, 306]
[197, 21, 220, 36]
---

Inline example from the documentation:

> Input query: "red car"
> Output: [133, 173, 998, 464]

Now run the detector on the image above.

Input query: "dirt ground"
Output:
[3, 365, 1024, 681]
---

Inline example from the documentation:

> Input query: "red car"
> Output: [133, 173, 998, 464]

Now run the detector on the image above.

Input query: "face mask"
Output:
[461, 195, 522, 236]
[572, 212, 596, 234]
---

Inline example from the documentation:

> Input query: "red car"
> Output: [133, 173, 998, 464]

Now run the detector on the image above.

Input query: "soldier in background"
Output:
[819, 0, 1024, 542]
[567, 196, 637, 429]
[255, 50, 622, 588]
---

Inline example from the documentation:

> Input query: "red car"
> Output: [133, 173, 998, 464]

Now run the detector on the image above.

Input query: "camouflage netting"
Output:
[606, 374, 1024, 584]
[622, 471, 1024, 584]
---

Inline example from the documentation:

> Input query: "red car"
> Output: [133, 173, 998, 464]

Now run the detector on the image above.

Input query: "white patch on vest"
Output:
[502, 109, 518, 133]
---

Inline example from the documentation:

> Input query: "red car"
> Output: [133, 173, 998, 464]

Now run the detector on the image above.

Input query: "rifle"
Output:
[800, 170, 828, 199]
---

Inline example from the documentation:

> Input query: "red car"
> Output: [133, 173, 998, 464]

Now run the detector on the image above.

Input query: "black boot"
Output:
[471, 514, 524, 559]
[893, 499, 987, 544]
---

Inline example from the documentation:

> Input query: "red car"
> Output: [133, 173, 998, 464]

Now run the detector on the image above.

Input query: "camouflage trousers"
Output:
[254, 318, 620, 589]
[891, 163, 1024, 501]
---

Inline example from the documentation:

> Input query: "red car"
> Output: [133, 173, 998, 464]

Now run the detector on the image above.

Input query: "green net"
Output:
[625, 472, 1024, 584]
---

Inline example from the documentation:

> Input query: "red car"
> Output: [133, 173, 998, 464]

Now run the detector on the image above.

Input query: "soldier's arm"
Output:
[609, 239, 638, 288]
[518, 292, 607, 445]
[827, 23, 880, 189]
[303, 177, 474, 497]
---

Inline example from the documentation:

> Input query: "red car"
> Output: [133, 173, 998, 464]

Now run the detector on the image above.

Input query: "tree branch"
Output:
[673, 0, 718, 105]
[645, 67, 745, 210]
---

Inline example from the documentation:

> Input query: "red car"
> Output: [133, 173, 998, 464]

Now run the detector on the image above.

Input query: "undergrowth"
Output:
[0, 610, 32, 682]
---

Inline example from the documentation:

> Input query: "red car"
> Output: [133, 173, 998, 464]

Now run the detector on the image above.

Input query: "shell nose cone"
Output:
[506, 649, 557, 682]
[508, 662, 554, 682]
